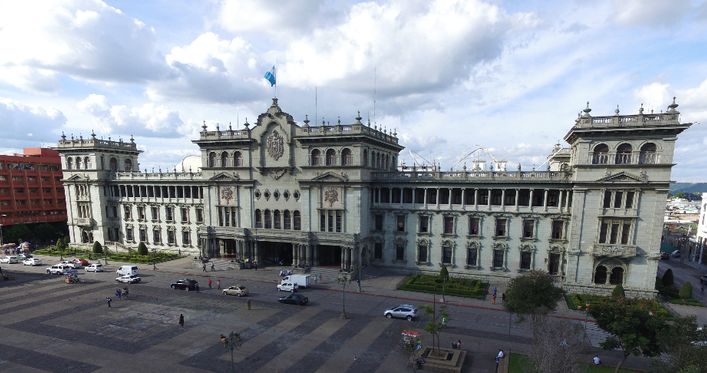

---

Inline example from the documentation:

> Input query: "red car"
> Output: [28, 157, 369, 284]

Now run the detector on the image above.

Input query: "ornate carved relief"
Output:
[324, 188, 339, 207]
[266, 130, 284, 160]
[220, 186, 234, 205]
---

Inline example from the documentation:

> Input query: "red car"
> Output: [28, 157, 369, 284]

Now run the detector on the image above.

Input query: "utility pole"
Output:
[337, 272, 350, 319]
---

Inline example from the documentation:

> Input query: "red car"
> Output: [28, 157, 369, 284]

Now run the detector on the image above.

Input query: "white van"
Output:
[116, 265, 139, 276]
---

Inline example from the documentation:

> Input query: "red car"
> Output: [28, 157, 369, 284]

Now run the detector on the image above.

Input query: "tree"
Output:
[439, 264, 449, 302]
[422, 303, 448, 353]
[590, 298, 668, 372]
[504, 270, 563, 321]
[612, 284, 626, 299]
[662, 269, 674, 288]
[138, 242, 148, 255]
[679, 282, 692, 299]
[4, 224, 31, 244]
[653, 316, 707, 373]
[92, 241, 103, 254]
[55, 240, 64, 260]
[528, 318, 585, 373]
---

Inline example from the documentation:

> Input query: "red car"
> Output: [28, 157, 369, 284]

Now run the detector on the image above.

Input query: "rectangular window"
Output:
[374, 242, 383, 260]
[548, 253, 560, 275]
[495, 218, 507, 237]
[609, 223, 619, 244]
[522, 219, 534, 239]
[138, 206, 146, 221]
[327, 211, 334, 232]
[414, 189, 425, 204]
[478, 189, 489, 205]
[335, 211, 342, 232]
[139, 227, 147, 242]
[603, 191, 612, 208]
[464, 189, 475, 205]
[196, 208, 204, 224]
[520, 251, 532, 270]
[467, 247, 477, 266]
[153, 230, 161, 244]
[551, 220, 564, 240]
[124, 205, 132, 219]
[419, 216, 429, 233]
[396, 215, 406, 232]
[181, 207, 189, 223]
[625, 192, 634, 209]
[504, 190, 516, 206]
[599, 223, 608, 243]
[490, 190, 502, 205]
[443, 216, 454, 234]
[182, 231, 190, 246]
[166, 207, 174, 222]
[493, 249, 504, 268]
[613, 191, 623, 208]
[417, 244, 428, 262]
[151, 206, 159, 221]
[375, 214, 383, 231]
[320, 212, 326, 232]
[126, 226, 134, 242]
[518, 189, 530, 206]
[621, 223, 631, 245]
[442, 245, 452, 264]
[167, 230, 176, 245]
[468, 217, 480, 236]
[396, 243, 405, 261]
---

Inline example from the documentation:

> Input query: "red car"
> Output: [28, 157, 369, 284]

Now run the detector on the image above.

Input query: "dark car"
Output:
[660, 252, 670, 260]
[278, 293, 308, 305]
[171, 279, 199, 291]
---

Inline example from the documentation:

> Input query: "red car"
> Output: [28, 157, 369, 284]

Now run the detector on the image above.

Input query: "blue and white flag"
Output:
[264, 66, 276, 87]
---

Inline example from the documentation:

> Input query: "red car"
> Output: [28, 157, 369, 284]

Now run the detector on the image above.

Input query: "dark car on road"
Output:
[278, 293, 308, 305]
[171, 279, 199, 291]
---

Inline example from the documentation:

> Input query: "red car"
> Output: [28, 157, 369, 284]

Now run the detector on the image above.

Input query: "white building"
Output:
[57, 98, 691, 297]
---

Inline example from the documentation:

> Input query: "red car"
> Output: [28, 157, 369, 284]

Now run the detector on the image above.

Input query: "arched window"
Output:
[283, 210, 291, 229]
[325, 149, 336, 166]
[84, 157, 90, 169]
[124, 159, 133, 171]
[615, 143, 632, 164]
[75, 157, 81, 170]
[639, 143, 657, 164]
[592, 144, 609, 164]
[66, 158, 73, 170]
[341, 148, 352, 166]
[221, 151, 228, 168]
[385, 154, 390, 170]
[273, 210, 281, 229]
[254, 209, 262, 228]
[293, 211, 301, 230]
[363, 149, 368, 167]
[109, 157, 118, 171]
[310, 149, 321, 166]
[594, 265, 607, 284]
[208, 152, 217, 168]
[100, 155, 105, 169]
[264, 210, 272, 229]
[609, 267, 624, 285]
[234, 151, 243, 167]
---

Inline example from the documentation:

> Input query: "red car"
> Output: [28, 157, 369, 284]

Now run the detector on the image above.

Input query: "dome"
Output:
[175, 155, 201, 172]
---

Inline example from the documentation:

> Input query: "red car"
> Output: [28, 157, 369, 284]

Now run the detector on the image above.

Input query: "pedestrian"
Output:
[701, 284, 704, 294]
[357, 278, 362, 292]
[495, 349, 505, 364]
[456, 339, 462, 350]
[211, 262, 215, 271]
[123, 287, 129, 299]
[492, 293, 496, 304]
[254, 261, 258, 271]
[116, 289, 122, 300]
[502, 293, 506, 302]
[202, 263, 206, 272]
[592, 354, 601, 365]
[106, 297, 112, 308]
[208, 278, 213, 289]
[493, 286, 497, 297]
[217, 279, 221, 289]
[178, 314, 184, 327]
[153, 261, 157, 270]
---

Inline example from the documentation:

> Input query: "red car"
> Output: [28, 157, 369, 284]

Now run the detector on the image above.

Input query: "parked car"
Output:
[384, 304, 418, 321]
[60, 260, 83, 269]
[116, 274, 141, 284]
[46, 264, 71, 275]
[22, 258, 42, 266]
[671, 250, 681, 258]
[0, 256, 19, 264]
[277, 282, 299, 292]
[74, 258, 89, 267]
[171, 279, 199, 291]
[222, 285, 249, 297]
[18, 253, 33, 260]
[278, 293, 308, 305]
[660, 252, 670, 260]
[85, 263, 104, 272]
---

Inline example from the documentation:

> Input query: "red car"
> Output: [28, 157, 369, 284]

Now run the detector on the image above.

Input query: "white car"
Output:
[60, 260, 83, 269]
[277, 282, 298, 292]
[223, 285, 249, 297]
[23, 258, 42, 266]
[0, 256, 19, 264]
[85, 263, 104, 272]
[116, 274, 141, 284]
[46, 264, 71, 275]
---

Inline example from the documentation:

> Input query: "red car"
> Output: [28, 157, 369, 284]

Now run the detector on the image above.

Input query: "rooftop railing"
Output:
[372, 170, 571, 182]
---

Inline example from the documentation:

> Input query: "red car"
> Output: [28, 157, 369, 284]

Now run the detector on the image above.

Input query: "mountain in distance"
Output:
[670, 182, 707, 195]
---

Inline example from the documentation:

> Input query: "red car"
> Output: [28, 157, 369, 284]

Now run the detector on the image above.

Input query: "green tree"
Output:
[612, 284, 626, 299]
[678, 282, 692, 299]
[504, 270, 563, 322]
[591, 298, 668, 372]
[662, 269, 674, 288]
[92, 241, 103, 254]
[653, 316, 707, 373]
[4, 224, 31, 244]
[422, 304, 448, 353]
[55, 240, 65, 260]
[439, 264, 449, 302]
[138, 242, 148, 255]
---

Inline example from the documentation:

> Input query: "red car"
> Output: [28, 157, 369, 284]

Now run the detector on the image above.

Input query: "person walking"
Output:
[495, 349, 505, 365]
[178, 314, 184, 327]
[116, 289, 122, 300]
[208, 278, 213, 289]
[592, 354, 601, 365]
[123, 287, 129, 299]
[106, 297, 112, 308]
[357, 277, 362, 292]
[217, 279, 221, 289]
[202, 263, 207, 272]
[211, 262, 215, 272]
[254, 260, 258, 271]
[492, 293, 497, 304]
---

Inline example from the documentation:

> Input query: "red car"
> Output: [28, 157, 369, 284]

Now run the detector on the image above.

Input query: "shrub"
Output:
[612, 284, 626, 299]
[679, 282, 693, 299]
[137, 242, 148, 255]
[662, 269, 674, 288]
[92, 241, 103, 254]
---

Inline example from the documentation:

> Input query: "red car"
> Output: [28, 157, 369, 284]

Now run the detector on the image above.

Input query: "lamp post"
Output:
[337, 271, 350, 319]
[584, 303, 591, 331]
[221, 331, 241, 372]
[1, 223, 4, 246]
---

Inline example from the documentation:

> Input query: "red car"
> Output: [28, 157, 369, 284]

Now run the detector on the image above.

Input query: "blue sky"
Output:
[1, 0, 706, 180]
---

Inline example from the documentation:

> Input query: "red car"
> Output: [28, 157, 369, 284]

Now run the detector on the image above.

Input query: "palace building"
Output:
[57, 98, 691, 296]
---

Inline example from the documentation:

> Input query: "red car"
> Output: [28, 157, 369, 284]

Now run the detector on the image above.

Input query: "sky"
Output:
[1, 0, 706, 180]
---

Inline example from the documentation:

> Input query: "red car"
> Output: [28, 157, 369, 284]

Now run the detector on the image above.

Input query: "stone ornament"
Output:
[221, 187, 234, 205]
[324, 188, 339, 207]
[266, 130, 284, 160]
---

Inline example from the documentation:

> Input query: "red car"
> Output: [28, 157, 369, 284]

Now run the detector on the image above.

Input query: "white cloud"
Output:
[613, 0, 692, 27]
[634, 82, 672, 113]
[0, 0, 165, 91]
[0, 99, 67, 145]
[218, 0, 325, 35]
[77, 94, 188, 137]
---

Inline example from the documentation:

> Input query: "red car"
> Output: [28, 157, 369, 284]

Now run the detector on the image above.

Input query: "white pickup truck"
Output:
[282, 274, 313, 288]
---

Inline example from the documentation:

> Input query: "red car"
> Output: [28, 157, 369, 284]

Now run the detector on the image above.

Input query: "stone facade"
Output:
[57, 98, 691, 296]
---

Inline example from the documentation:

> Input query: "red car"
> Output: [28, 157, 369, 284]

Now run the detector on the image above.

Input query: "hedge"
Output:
[34, 247, 181, 264]
[397, 274, 488, 299]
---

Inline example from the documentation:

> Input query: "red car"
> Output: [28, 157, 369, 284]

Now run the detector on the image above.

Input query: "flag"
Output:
[264, 66, 276, 87]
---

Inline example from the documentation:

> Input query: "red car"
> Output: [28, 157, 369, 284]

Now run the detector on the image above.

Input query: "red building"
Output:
[0, 148, 66, 228]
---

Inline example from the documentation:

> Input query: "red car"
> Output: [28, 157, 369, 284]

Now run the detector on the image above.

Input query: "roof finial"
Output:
[668, 96, 679, 112]
[355, 111, 362, 124]
[337, 116, 341, 125]
[202, 121, 207, 132]
[244, 117, 250, 128]
[61, 131, 66, 140]
[91, 130, 96, 139]
[615, 105, 620, 115]
[582, 101, 591, 117]
[130, 134, 134, 143]
[639, 103, 644, 114]
[303, 114, 310, 127]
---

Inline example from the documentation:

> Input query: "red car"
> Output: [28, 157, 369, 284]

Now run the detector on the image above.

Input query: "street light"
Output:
[337, 271, 350, 319]
[220, 331, 241, 372]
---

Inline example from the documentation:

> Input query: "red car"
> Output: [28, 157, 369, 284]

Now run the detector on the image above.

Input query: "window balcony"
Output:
[591, 244, 636, 258]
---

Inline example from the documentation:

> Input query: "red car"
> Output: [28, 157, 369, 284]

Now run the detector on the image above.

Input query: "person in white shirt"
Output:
[495, 349, 505, 364]
[592, 355, 601, 365]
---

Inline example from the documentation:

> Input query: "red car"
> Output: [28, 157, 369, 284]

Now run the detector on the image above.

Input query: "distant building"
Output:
[57, 98, 691, 297]
[0, 148, 66, 231]
[692, 193, 707, 266]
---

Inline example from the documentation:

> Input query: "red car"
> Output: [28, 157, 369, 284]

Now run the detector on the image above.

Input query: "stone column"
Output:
[501, 189, 506, 208]
[254, 240, 260, 263]
[448, 188, 453, 209]
[461, 188, 466, 209]
[474, 189, 478, 209]
[292, 243, 298, 266]
[529, 189, 534, 210]
[306, 244, 313, 266]
[400, 188, 404, 206]
[515, 189, 520, 212]
[423, 187, 428, 207]
[544, 189, 549, 212]
[340, 247, 346, 271]
[435, 188, 440, 209]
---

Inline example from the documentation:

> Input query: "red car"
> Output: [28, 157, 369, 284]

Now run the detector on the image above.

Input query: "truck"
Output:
[282, 274, 313, 288]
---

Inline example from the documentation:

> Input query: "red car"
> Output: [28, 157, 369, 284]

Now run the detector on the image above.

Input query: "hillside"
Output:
[670, 182, 707, 195]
